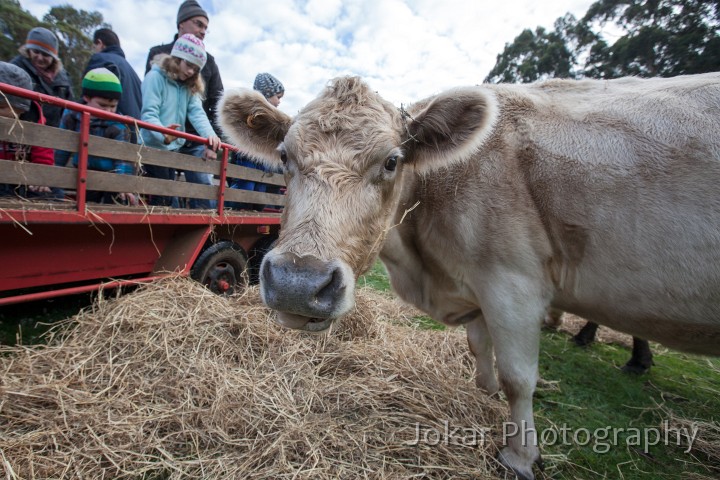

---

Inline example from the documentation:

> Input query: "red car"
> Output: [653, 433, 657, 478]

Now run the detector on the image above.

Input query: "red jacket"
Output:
[0, 101, 54, 165]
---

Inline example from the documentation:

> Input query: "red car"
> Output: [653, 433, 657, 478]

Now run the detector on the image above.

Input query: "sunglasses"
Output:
[29, 49, 53, 58]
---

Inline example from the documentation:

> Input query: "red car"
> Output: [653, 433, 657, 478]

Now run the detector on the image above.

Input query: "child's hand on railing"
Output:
[115, 193, 139, 206]
[202, 147, 217, 161]
[206, 135, 221, 151]
[162, 123, 181, 145]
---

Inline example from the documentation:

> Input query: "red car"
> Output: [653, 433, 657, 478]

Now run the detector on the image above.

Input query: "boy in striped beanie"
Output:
[82, 67, 123, 110]
[55, 68, 137, 204]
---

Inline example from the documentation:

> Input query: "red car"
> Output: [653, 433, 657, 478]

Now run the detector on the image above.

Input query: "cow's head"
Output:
[220, 76, 496, 332]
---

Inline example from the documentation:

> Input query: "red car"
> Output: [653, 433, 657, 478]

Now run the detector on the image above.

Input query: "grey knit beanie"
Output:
[253, 73, 284, 99]
[177, 0, 208, 26]
[25, 27, 59, 61]
[0, 61, 33, 111]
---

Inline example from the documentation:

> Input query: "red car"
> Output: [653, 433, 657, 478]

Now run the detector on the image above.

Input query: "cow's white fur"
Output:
[220, 73, 720, 480]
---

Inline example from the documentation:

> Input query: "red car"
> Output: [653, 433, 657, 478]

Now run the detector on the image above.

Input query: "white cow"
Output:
[220, 74, 720, 479]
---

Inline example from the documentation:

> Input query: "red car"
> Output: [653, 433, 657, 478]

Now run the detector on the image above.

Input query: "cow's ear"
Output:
[403, 87, 497, 173]
[219, 89, 293, 169]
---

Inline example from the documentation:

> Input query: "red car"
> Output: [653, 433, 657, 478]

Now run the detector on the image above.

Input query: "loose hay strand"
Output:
[0, 278, 506, 479]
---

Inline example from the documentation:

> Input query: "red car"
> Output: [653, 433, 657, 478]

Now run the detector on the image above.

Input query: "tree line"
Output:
[1, 0, 106, 93]
[485, 0, 720, 83]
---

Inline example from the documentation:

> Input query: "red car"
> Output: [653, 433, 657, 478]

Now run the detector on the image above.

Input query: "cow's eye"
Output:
[384, 155, 398, 172]
[279, 149, 288, 165]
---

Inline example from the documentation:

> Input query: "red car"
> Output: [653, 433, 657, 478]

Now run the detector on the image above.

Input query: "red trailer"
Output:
[0, 82, 283, 306]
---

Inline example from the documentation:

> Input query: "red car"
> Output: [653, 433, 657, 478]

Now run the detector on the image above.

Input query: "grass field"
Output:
[359, 261, 720, 480]
[0, 292, 94, 344]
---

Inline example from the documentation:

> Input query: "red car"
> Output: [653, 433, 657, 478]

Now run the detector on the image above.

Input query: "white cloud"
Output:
[304, 0, 344, 27]
[20, 0, 595, 115]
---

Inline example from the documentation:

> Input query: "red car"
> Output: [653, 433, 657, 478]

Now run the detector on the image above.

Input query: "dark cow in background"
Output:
[544, 310, 653, 374]
[220, 74, 720, 479]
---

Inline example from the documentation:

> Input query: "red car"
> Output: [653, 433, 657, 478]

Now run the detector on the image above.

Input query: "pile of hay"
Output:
[0, 278, 509, 479]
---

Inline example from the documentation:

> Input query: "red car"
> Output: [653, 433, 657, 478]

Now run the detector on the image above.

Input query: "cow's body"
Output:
[220, 73, 720, 479]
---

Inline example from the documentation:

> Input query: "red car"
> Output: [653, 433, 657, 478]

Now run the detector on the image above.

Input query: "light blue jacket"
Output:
[140, 64, 216, 150]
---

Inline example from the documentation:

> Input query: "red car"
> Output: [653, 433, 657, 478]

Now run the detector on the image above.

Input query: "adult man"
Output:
[86, 28, 142, 122]
[145, 0, 223, 210]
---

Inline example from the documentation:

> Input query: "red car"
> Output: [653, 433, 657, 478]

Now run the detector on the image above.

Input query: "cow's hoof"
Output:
[573, 322, 599, 347]
[572, 332, 594, 347]
[497, 447, 539, 480]
[621, 360, 651, 375]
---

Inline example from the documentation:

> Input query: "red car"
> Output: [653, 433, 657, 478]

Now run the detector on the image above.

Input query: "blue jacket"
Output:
[140, 64, 217, 151]
[55, 109, 133, 174]
[85, 45, 143, 120]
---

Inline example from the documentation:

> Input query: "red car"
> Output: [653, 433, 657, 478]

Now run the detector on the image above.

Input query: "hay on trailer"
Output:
[0, 278, 510, 479]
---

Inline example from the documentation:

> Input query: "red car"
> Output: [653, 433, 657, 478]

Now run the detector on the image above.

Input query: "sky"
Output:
[22, 0, 595, 115]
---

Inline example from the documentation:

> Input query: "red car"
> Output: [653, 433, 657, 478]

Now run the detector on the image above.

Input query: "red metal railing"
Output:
[0, 81, 236, 216]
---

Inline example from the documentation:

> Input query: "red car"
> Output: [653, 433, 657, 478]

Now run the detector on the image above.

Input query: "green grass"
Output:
[357, 260, 393, 291]
[358, 261, 445, 330]
[359, 260, 720, 479]
[0, 293, 96, 345]
[536, 332, 719, 479]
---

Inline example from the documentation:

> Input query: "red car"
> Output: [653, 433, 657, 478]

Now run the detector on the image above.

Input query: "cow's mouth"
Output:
[275, 311, 335, 332]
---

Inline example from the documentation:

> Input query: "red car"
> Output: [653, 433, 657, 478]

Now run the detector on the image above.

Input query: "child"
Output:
[228, 72, 285, 211]
[253, 72, 284, 107]
[55, 68, 137, 205]
[0, 61, 55, 198]
[140, 33, 221, 207]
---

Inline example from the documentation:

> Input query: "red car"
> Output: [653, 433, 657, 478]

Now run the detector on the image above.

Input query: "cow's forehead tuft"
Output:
[284, 77, 404, 168]
[293, 76, 403, 135]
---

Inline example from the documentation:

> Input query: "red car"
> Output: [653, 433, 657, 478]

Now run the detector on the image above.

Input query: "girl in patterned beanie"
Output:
[140, 33, 220, 206]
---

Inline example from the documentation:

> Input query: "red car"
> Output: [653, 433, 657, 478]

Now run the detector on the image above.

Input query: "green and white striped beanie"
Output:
[82, 68, 122, 100]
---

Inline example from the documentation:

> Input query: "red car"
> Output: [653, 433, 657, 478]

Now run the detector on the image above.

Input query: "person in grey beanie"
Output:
[144, 1, 223, 210]
[253, 73, 285, 107]
[0, 61, 56, 198]
[227, 73, 286, 211]
[10, 27, 74, 128]
[0, 61, 32, 113]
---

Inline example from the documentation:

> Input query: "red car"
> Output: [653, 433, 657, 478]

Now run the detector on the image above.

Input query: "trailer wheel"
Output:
[247, 235, 278, 285]
[191, 241, 248, 295]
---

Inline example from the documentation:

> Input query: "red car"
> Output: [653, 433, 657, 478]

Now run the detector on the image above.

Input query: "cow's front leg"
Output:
[480, 283, 545, 480]
[493, 320, 542, 480]
[466, 316, 499, 394]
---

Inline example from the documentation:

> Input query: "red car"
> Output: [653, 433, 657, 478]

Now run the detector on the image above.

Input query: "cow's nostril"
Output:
[314, 266, 345, 308]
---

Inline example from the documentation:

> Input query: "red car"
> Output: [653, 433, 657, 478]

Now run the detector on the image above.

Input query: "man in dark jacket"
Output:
[86, 28, 142, 122]
[144, 0, 223, 209]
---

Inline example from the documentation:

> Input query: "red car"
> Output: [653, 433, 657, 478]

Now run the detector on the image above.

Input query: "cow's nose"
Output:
[260, 251, 350, 319]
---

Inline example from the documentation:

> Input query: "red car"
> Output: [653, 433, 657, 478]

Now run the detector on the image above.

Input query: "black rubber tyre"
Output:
[246, 235, 278, 285]
[190, 241, 248, 295]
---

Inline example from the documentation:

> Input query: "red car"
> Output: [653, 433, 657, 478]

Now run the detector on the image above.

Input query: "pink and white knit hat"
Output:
[171, 33, 207, 70]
